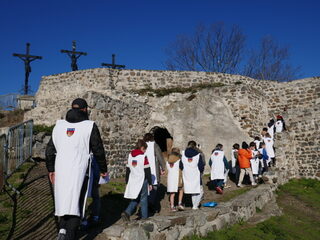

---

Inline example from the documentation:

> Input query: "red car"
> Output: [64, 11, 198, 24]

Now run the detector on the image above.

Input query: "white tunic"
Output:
[166, 160, 180, 192]
[181, 152, 200, 194]
[268, 125, 275, 139]
[254, 140, 261, 150]
[52, 119, 94, 217]
[146, 141, 157, 185]
[264, 137, 275, 159]
[124, 153, 145, 199]
[250, 158, 260, 175]
[210, 150, 225, 180]
[275, 120, 283, 133]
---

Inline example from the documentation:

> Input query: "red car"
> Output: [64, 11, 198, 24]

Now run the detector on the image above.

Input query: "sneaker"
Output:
[57, 229, 66, 240]
[121, 212, 130, 223]
[177, 204, 185, 211]
[170, 206, 177, 212]
[215, 187, 223, 194]
[192, 206, 199, 210]
[224, 184, 231, 189]
[237, 184, 244, 188]
[252, 182, 257, 186]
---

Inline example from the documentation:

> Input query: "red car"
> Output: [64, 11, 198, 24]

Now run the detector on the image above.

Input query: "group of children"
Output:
[121, 115, 286, 221]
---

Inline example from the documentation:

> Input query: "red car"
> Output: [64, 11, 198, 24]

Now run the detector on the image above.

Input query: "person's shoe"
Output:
[224, 184, 231, 189]
[192, 206, 199, 210]
[87, 216, 99, 228]
[252, 182, 257, 186]
[57, 229, 66, 240]
[215, 186, 223, 194]
[237, 184, 244, 188]
[177, 204, 185, 211]
[79, 219, 88, 231]
[170, 206, 177, 212]
[121, 212, 130, 223]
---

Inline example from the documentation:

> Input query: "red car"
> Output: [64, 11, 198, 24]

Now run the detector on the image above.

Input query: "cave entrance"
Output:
[150, 126, 173, 160]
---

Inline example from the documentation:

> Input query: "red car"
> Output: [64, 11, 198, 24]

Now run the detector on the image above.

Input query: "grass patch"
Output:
[100, 180, 126, 194]
[6, 161, 35, 189]
[133, 82, 225, 97]
[185, 178, 320, 240]
[0, 160, 36, 238]
[33, 124, 54, 135]
[220, 187, 250, 202]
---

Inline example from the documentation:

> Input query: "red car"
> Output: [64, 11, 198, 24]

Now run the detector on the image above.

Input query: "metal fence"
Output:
[0, 120, 33, 190]
[0, 93, 19, 110]
[0, 134, 6, 189]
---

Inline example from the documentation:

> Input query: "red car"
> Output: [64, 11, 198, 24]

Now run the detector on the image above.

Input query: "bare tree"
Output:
[242, 36, 300, 81]
[165, 23, 246, 74]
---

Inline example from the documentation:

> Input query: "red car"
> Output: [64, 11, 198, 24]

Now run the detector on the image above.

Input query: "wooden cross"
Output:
[101, 54, 125, 69]
[61, 40, 87, 71]
[13, 43, 42, 95]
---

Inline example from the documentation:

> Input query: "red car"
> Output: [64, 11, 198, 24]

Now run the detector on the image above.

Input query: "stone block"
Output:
[122, 226, 148, 240]
[101, 224, 125, 238]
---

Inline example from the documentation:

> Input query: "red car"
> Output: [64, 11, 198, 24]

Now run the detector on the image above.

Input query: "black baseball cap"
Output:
[71, 98, 89, 109]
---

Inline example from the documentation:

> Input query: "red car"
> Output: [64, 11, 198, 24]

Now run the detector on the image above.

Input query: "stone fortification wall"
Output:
[25, 69, 319, 179]
[264, 77, 320, 178]
[34, 68, 276, 103]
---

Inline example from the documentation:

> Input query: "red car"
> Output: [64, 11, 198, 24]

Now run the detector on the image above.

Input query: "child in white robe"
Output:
[209, 144, 229, 194]
[122, 140, 152, 222]
[166, 148, 184, 211]
[254, 136, 261, 151]
[180, 141, 204, 210]
[263, 133, 275, 167]
[250, 142, 260, 182]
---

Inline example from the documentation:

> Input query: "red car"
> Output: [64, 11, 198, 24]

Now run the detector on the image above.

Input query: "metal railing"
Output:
[0, 134, 6, 189]
[0, 93, 18, 110]
[0, 120, 33, 190]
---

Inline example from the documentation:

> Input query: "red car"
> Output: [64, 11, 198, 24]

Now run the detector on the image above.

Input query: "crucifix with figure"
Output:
[61, 41, 87, 71]
[13, 43, 42, 95]
[101, 54, 125, 69]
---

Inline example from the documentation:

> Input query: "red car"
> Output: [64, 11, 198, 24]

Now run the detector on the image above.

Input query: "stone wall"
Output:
[24, 69, 320, 178]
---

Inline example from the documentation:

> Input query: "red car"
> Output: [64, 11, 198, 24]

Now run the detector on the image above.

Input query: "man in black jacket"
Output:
[46, 98, 108, 240]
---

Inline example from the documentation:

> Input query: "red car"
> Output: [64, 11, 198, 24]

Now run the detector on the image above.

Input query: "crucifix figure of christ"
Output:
[101, 54, 125, 69]
[60, 40, 87, 71]
[13, 43, 42, 95]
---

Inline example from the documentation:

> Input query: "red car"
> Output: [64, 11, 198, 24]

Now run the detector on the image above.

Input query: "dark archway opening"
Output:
[149, 126, 173, 160]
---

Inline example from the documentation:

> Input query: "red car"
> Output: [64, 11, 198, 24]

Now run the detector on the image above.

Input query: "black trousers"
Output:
[59, 215, 80, 240]
[58, 168, 89, 239]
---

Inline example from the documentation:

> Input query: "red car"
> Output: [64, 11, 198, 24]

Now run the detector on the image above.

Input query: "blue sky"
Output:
[0, 0, 319, 95]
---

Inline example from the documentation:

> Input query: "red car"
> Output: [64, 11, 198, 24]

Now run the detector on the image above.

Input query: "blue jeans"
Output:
[212, 179, 224, 188]
[125, 179, 148, 219]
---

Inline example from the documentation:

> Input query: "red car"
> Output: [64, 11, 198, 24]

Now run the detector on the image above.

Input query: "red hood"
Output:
[131, 149, 144, 157]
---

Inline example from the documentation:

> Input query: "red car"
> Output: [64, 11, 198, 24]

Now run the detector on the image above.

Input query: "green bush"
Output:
[33, 124, 54, 135]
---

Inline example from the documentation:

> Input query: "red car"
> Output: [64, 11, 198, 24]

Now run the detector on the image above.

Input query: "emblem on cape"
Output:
[66, 128, 75, 137]
[214, 152, 219, 156]
[187, 158, 193, 163]
[169, 162, 174, 168]
[132, 160, 138, 167]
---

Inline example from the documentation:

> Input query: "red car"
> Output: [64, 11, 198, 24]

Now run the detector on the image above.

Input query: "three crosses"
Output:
[13, 41, 125, 95]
